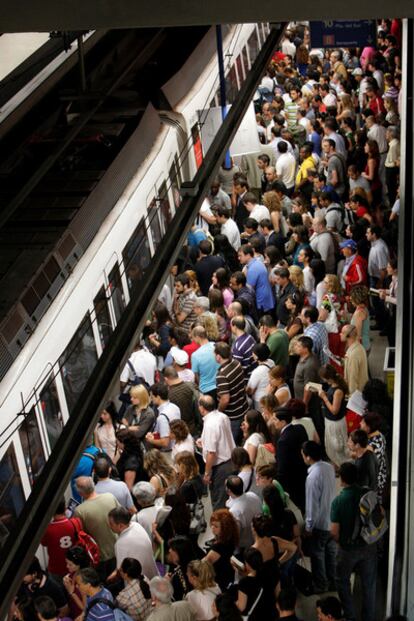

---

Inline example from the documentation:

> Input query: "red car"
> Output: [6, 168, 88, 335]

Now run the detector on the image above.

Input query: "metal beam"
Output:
[387, 17, 413, 619]
[0, 2, 413, 31]
[0, 22, 287, 619]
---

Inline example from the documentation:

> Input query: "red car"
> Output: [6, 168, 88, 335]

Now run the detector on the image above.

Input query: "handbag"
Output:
[241, 587, 263, 620]
[293, 558, 314, 596]
[189, 497, 207, 535]
[323, 293, 339, 334]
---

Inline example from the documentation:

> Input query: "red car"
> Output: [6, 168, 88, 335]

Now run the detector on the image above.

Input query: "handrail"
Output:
[0, 23, 287, 619]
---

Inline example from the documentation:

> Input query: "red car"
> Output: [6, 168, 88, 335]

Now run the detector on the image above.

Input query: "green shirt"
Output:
[266, 330, 289, 367]
[330, 484, 364, 550]
[75, 493, 119, 560]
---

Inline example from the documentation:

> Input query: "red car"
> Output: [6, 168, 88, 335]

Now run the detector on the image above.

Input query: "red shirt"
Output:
[183, 341, 200, 368]
[41, 516, 82, 575]
[344, 255, 368, 294]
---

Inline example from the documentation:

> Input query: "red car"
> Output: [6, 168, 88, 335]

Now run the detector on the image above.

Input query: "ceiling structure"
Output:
[1, 1, 413, 32]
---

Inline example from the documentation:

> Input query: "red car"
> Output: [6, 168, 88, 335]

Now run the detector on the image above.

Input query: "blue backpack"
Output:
[86, 598, 134, 621]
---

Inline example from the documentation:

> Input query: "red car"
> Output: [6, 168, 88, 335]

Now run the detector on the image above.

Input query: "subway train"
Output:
[0, 22, 270, 537]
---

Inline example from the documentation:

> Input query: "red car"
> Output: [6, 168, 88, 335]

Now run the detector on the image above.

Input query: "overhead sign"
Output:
[310, 20, 377, 48]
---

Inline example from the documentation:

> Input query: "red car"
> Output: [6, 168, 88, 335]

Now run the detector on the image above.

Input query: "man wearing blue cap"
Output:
[340, 239, 368, 295]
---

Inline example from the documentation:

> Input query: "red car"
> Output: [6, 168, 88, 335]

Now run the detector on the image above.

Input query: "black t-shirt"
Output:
[238, 575, 267, 620]
[210, 541, 235, 591]
[26, 576, 68, 609]
[195, 255, 225, 295]
[180, 476, 204, 504]
[269, 508, 297, 541]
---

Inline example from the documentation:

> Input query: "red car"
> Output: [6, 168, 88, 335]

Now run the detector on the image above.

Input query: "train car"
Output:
[0, 22, 270, 537]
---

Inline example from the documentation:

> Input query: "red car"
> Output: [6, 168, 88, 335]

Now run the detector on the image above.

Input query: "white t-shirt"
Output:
[172, 434, 195, 460]
[243, 432, 266, 450]
[221, 218, 241, 250]
[178, 368, 196, 383]
[247, 361, 274, 409]
[198, 198, 215, 231]
[115, 522, 158, 578]
[120, 349, 157, 386]
[250, 204, 271, 223]
[276, 152, 296, 189]
[303, 265, 315, 296]
[186, 586, 221, 621]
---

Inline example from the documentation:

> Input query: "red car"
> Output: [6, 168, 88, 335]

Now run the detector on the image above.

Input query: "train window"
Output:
[39, 375, 64, 450]
[247, 29, 259, 65]
[108, 263, 125, 324]
[236, 54, 245, 83]
[93, 286, 113, 350]
[242, 45, 250, 73]
[148, 198, 162, 250]
[122, 219, 152, 293]
[0, 444, 25, 545]
[18, 408, 46, 487]
[169, 160, 182, 209]
[158, 181, 172, 229]
[225, 65, 239, 104]
[59, 314, 98, 414]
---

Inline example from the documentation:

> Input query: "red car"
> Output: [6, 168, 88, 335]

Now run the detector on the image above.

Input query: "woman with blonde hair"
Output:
[319, 274, 344, 358]
[122, 385, 155, 440]
[185, 560, 221, 621]
[195, 313, 219, 342]
[143, 449, 176, 497]
[288, 265, 305, 294]
[185, 270, 201, 295]
[336, 93, 355, 121]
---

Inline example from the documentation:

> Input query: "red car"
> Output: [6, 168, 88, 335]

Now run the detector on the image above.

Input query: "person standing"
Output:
[340, 324, 369, 394]
[331, 463, 378, 621]
[301, 441, 337, 594]
[107, 507, 158, 580]
[230, 316, 257, 380]
[215, 342, 249, 441]
[366, 226, 390, 329]
[173, 274, 198, 332]
[301, 306, 329, 366]
[191, 326, 219, 400]
[197, 395, 235, 510]
[238, 244, 274, 315]
[273, 407, 308, 512]
[74, 477, 119, 579]
[347, 429, 379, 491]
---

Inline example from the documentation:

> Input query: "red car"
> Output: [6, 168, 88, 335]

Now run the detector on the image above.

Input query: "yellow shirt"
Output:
[295, 156, 314, 188]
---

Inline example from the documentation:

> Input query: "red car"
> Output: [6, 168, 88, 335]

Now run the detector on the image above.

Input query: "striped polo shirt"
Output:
[216, 359, 249, 420]
[231, 333, 257, 380]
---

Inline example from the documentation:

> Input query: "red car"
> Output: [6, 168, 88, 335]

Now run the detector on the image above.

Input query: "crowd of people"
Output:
[14, 19, 403, 621]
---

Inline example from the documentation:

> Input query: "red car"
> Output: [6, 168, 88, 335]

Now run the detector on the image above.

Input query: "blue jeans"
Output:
[309, 529, 337, 591]
[335, 544, 377, 621]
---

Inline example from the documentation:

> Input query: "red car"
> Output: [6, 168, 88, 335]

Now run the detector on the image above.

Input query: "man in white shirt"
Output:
[146, 382, 180, 452]
[216, 205, 241, 250]
[281, 32, 296, 58]
[225, 475, 262, 550]
[275, 141, 296, 192]
[108, 506, 158, 579]
[197, 394, 235, 510]
[132, 482, 172, 541]
[120, 343, 157, 391]
[243, 192, 270, 223]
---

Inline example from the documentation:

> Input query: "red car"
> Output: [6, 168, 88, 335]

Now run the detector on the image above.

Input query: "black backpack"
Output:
[119, 360, 150, 405]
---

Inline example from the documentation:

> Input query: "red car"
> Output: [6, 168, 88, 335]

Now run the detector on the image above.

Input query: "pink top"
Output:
[222, 287, 234, 308]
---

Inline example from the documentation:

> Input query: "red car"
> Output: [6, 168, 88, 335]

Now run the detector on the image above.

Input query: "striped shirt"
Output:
[175, 290, 197, 331]
[216, 359, 249, 420]
[231, 334, 257, 380]
[285, 99, 299, 128]
[86, 589, 115, 621]
[304, 322, 329, 366]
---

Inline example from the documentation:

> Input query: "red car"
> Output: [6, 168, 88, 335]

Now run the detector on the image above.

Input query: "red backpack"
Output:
[71, 519, 100, 566]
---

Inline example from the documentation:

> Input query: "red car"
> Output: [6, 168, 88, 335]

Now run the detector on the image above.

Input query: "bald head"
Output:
[313, 216, 327, 232]
[228, 301, 243, 318]
[76, 476, 95, 498]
